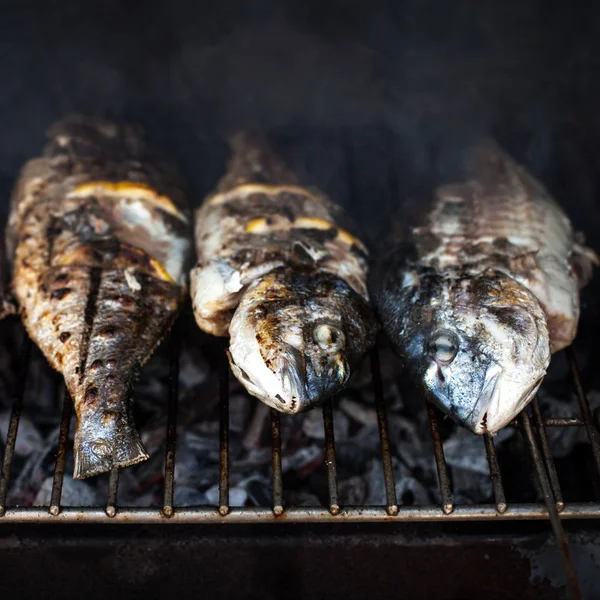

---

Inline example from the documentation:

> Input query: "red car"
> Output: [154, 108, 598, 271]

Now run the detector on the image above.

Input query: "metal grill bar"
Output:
[426, 403, 453, 514]
[1, 335, 598, 598]
[162, 329, 180, 518]
[371, 348, 398, 515]
[483, 433, 507, 514]
[105, 467, 119, 518]
[0, 335, 30, 516]
[520, 411, 581, 600]
[567, 346, 600, 479]
[49, 387, 73, 516]
[322, 398, 340, 515]
[270, 410, 283, 516]
[2, 503, 600, 522]
[218, 345, 230, 516]
[532, 397, 564, 511]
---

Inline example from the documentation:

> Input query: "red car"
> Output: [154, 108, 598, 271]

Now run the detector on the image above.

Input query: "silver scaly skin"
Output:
[371, 138, 597, 434]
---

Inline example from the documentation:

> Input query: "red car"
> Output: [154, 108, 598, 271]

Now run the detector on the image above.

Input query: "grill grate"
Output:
[1, 324, 600, 599]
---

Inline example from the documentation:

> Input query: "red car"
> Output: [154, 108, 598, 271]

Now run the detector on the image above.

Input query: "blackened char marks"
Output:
[78, 266, 102, 383]
[45, 216, 63, 267]
[51, 287, 72, 300]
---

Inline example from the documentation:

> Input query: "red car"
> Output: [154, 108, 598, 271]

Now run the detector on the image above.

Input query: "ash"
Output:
[0, 314, 598, 511]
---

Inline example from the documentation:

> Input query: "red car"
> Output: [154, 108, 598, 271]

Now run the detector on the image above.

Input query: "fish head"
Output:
[400, 269, 550, 433]
[228, 270, 375, 414]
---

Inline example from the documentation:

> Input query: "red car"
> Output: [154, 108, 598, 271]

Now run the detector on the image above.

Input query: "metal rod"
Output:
[545, 418, 584, 427]
[370, 348, 398, 515]
[105, 467, 120, 518]
[0, 336, 31, 516]
[483, 433, 507, 514]
[2, 502, 600, 524]
[566, 346, 600, 480]
[162, 329, 180, 518]
[218, 346, 230, 516]
[322, 398, 340, 515]
[532, 397, 564, 511]
[520, 411, 581, 600]
[271, 409, 283, 516]
[49, 386, 73, 516]
[426, 403, 453, 514]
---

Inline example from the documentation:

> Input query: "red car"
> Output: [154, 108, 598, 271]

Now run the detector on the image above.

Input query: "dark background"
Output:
[1, 0, 599, 227]
[2, 0, 599, 364]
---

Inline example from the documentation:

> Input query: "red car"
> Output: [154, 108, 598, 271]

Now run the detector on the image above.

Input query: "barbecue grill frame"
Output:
[1, 319, 599, 599]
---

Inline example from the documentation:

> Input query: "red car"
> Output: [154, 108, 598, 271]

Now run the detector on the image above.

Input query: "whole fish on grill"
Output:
[370, 138, 597, 434]
[4, 116, 191, 478]
[191, 132, 376, 413]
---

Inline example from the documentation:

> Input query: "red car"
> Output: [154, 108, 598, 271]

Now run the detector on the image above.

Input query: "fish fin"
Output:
[113, 426, 149, 470]
[72, 415, 149, 479]
[73, 436, 114, 480]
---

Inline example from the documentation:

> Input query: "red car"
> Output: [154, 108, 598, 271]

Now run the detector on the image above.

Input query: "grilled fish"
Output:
[191, 132, 376, 413]
[370, 139, 597, 434]
[6, 116, 191, 478]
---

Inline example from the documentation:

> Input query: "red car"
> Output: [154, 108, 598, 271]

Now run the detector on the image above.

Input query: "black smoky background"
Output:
[1, 0, 600, 508]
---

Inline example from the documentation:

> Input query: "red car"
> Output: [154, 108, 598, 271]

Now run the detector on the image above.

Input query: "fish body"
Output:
[7, 116, 191, 477]
[191, 132, 376, 413]
[370, 139, 596, 434]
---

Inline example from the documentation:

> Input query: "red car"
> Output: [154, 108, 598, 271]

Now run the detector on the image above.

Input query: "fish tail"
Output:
[72, 408, 149, 479]
[113, 419, 149, 469]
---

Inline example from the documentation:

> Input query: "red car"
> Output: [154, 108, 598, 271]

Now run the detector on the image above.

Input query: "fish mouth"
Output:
[228, 343, 344, 415]
[466, 368, 544, 435]
[463, 364, 503, 434]
[227, 345, 312, 415]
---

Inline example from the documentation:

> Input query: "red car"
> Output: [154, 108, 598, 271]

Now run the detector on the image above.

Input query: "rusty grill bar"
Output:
[0, 331, 599, 599]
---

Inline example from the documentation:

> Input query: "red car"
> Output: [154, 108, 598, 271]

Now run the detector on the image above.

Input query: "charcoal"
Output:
[230, 393, 251, 434]
[284, 490, 321, 507]
[338, 475, 367, 505]
[33, 476, 98, 507]
[302, 408, 349, 442]
[204, 483, 248, 507]
[244, 475, 272, 507]
[242, 402, 270, 449]
[0, 411, 42, 457]
[7, 430, 61, 505]
[174, 486, 207, 507]
[178, 347, 210, 391]
[395, 463, 431, 506]
[450, 467, 493, 505]
[281, 445, 323, 474]
[443, 427, 514, 476]
[0, 317, 595, 512]
[366, 459, 389, 505]
[388, 414, 426, 469]
[335, 440, 374, 473]
[339, 398, 378, 427]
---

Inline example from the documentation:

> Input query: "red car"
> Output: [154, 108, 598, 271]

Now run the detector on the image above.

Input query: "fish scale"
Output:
[4, 115, 191, 478]
[191, 131, 376, 414]
[370, 138, 596, 435]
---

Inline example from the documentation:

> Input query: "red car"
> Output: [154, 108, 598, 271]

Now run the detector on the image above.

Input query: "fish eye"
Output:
[429, 331, 459, 364]
[313, 324, 345, 352]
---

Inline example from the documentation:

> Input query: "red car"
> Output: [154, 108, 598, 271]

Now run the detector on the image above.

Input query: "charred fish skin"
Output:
[370, 138, 596, 435]
[191, 132, 376, 413]
[191, 132, 369, 336]
[228, 268, 377, 414]
[7, 115, 191, 478]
